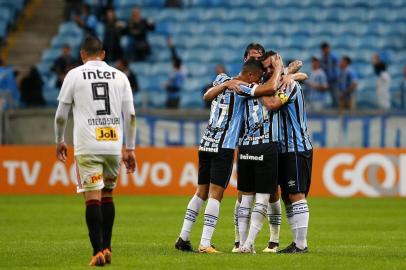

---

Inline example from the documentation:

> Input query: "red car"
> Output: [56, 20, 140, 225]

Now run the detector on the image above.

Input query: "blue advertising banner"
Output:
[135, 114, 406, 148]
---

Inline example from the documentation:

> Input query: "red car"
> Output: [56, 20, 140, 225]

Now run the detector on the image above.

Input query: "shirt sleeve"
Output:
[122, 73, 134, 103]
[285, 81, 299, 102]
[349, 69, 358, 83]
[212, 73, 231, 86]
[57, 70, 75, 104]
[238, 84, 258, 97]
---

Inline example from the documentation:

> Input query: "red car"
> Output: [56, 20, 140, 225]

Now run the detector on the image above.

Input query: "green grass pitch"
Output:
[0, 195, 405, 270]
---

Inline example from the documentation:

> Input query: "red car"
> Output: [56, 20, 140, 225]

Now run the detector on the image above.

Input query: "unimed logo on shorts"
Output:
[322, 152, 406, 197]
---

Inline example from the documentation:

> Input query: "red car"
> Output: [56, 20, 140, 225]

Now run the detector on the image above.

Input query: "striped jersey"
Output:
[278, 82, 312, 153]
[239, 84, 279, 146]
[199, 73, 245, 152]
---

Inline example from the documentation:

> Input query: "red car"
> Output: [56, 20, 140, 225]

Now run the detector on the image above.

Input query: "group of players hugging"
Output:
[175, 43, 313, 254]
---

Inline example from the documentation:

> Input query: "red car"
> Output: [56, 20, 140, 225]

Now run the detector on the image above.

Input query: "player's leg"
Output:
[198, 149, 234, 253]
[264, 149, 282, 252]
[236, 148, 255, 248]
[278, 150, 312, 253]
[176, 151, 210, 251]
[263, 191, 281, 253]
[176, 184, 208, 251]
[199, 183, 224, 253]
[100, 155, 121, 264]
[242, 143, 278, 253]
[232, 191, 242, 252]
[75, 155, 106, 266]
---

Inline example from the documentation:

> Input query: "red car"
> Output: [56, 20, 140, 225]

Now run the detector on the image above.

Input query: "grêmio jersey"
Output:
[278, 82, 313, 153]
[239, 85, 279, 146]
[58, 60, 133, 156]
[199, 73, 246, 152]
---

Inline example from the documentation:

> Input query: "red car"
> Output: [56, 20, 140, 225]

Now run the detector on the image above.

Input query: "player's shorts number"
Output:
[92, 82, 111, 115]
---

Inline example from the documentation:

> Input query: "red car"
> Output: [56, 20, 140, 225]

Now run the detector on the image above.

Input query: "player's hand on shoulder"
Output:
[280, 74, 294, 91]
[123, 150, 137, 174]
[272, 54, 283, 71]
[56, 142, 68, 162]
[226, 79, 248, 94]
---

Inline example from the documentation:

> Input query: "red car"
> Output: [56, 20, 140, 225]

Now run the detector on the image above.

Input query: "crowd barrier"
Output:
[0, 146, 405, 197]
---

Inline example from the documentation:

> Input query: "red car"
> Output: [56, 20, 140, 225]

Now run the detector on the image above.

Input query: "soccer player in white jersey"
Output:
[54, 36, 136, 266]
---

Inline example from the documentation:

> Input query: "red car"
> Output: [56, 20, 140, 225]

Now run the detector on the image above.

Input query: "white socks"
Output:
[238, 194, 254, 245]
[179, 195, 204, 241]
[234, 200, 240, 243]
[244, 193, 270, 247]
[268, 199, 281, 243]
[200, 198, 220, 248]
[290, 199, 309, 249]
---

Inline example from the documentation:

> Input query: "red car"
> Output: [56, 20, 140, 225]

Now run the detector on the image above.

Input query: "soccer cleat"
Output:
[103, 248, 112, 264]
[262, 242, 279, 253]
[175, 237, 194, 252]
[239, 244, 256, 254]
[277, 242, 308, 254]
[88, 252, 106, 266]
[231, 242, 240, 253]
[198, 245, 222, 254]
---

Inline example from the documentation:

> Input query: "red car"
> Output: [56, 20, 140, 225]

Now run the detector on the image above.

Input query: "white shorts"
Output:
[74, 155, 121, 193]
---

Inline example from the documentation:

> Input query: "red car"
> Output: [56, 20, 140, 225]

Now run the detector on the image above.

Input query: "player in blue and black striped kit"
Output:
[262, 70, 313, 253]
[175, 52, 283, 253]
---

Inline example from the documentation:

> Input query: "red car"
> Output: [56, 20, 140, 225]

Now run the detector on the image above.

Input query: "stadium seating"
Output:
[36, 0, 406, 109]
[0, 0, 26, 40]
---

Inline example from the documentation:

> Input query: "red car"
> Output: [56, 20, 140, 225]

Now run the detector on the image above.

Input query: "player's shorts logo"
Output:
[89, 173, 103, 184]
[95, 127, 118, 141]
[287, 180, 296, 187]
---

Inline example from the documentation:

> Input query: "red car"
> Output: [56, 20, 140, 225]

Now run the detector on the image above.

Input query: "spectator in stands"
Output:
[320, 42, 339, 108]
[305, 56, 330, 110]
[125, 7, 155, 61]
[116, 58, 139, 93]
[20, 66, 45, 107]
[338, 56, 358, 110]
[0, 59, 20, 110]
[202, 64, 226, 108]
[372, 53, 391, 110]
[103, 8, 124, 62]
[400, 66, 406, 110]
[64, 0, 83, 21]
[51, 44, 77, 88]
[74, 4, 98, 36]
[164, 38, 185, 108]
[95, 0, 113, 20]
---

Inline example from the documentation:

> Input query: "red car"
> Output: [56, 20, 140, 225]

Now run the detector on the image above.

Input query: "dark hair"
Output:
[242, 59, 264, 75]
[244, 43, 265, 59]
[118, 58, 128, 67]
[81, 35, 103, 55]
[342, 55, 352, 65]
[320, 42, 330, 49]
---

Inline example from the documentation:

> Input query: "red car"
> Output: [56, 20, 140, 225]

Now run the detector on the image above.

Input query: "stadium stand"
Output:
[35, 0, 406, 109]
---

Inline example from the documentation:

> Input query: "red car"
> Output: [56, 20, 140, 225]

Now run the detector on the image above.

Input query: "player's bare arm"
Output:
[203, 79, 248, 102]
[280, 72, 308, 90]
[261, 90, 289, 111]
[54, 102, 71, 162]
[287, 60, 303, 74]
[123, 100, 137, 173]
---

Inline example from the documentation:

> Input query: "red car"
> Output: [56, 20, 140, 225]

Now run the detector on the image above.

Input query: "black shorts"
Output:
[278, 150, 313, 196]
[198, 148, 234, 188]
[237, 143, 278, 194]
